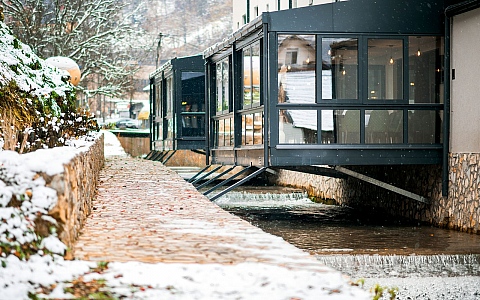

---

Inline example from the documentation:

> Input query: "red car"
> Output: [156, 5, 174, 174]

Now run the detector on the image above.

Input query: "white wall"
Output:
[232, 0, 337, 30]
[450, 7, 480, 152]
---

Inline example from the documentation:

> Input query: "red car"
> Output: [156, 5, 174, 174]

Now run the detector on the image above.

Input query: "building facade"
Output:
[206, 0, 479, 232]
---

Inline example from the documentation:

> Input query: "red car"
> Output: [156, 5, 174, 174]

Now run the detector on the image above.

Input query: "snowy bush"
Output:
[0, 19, 98, 153]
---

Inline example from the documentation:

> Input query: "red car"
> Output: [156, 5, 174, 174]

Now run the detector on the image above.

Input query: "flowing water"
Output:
[214, 189, 480, 299]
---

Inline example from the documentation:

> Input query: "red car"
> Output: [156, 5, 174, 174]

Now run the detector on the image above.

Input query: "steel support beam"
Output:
[208, 167, 267, 202]
[334, 166, 429, 204]
[203, 166, 254, 196]
[187, 165, 212, 183]
[191, 165, 224, 185]
[195, 165, 237, 189]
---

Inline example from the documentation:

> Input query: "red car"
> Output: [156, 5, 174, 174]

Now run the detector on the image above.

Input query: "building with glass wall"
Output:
[149, 55, 205, 152]
[204, 0, 446, 170]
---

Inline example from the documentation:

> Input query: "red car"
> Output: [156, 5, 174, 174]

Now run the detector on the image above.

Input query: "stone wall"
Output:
[45, 135, 104, 251]
[448, 153, 480, 233]
[269, 155, 480, 234]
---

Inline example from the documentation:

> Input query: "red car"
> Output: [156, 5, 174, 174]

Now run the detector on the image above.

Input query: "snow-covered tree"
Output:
[1, 0, 150, 99]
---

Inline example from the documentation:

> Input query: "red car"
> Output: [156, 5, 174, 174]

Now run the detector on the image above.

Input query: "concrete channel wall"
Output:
[269, 155, 480, 234]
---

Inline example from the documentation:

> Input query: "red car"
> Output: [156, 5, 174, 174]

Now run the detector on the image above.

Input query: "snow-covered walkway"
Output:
[72, 131, 369, 299]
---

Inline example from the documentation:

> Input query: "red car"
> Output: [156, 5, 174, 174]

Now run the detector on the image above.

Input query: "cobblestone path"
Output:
[74, 155, 333, 272]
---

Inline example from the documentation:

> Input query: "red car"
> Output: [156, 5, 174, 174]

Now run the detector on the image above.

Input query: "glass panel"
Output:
[279, 109, 317, 144]
[368, 39, 403, 100]
[321, 110, 334, 144]
[216, 63, 223, 113]
[243, 47, 252, 108]
[335, 110, 360, 144]
[253, 112, 263, 145]
[225, 117, 233, 147]
[166, 77, 173, 113]
[181, 114, 204, 137]
[241, 115, 246, 145]
[167, 118, 174, 139]
[242, 114, 254, 145]
[222, 60, 229, 111]
[365, 110, 403, 144]
[409, 36, 444, 104]
[278, 35, 316, 104]
[251, 42, 261, 107]
[219, 119, 226, 147]
[181, 72, 204, 113]
[322, 38, 358, 100]
[408, 110, 443, 144]
[213, 121, 220, 148]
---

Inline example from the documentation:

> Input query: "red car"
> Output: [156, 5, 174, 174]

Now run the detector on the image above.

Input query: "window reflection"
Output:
[322, 38, 358, 100]
[409, 36, 444, 104]
[166, 77, 173, 113]
[241, 113, 264, 145]
[408, 110, 443, 144]
[365, 110, 403, 144]
[216, 58, 229, 113]
[243, 42, 261, 109]
[368, 39, 403, 100]
[278, 35, 316, 104]
[320, 110, 334, 144]
[214, 117, 233, 148]
[279, 110, 317, 144]
[335, 110, 360, 144]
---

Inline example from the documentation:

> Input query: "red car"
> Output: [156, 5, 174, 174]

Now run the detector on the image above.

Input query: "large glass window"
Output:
[408, 110, 443, 144]
[154, 80, 163, 142]
[242, 42, 261, 109]
[368, 39, 403, 100]
[335, 110, 360, 144]
[278, 35, 316, 104]
[180, 72, 205, 137]
[409, 36, 444, 104]
[166, 77, 173, 113]
[320, 110, 334, 144]
[216, 58, 229, 113]
[242, 113, 264, 146]
[279, 110, 317, 144]
[322, 38, 358, 100]
[214, 117, 233, 148]
[365, 110, 403, 144]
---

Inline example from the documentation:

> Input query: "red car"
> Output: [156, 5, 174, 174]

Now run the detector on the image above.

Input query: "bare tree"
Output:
[1, 0, 150, 99]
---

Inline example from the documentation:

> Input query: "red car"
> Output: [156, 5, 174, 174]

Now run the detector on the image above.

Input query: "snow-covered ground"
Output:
[0, 131, 370, 299]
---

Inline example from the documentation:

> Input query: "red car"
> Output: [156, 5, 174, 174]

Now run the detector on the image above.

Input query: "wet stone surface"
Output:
[73, 156, 332, 272]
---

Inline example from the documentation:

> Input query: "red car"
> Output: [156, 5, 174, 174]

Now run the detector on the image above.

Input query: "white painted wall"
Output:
[232, 0, 338, 30]
[450, 7, 480, 153]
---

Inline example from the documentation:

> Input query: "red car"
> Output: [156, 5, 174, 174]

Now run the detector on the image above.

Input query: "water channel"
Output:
[213, 187, 480, 300]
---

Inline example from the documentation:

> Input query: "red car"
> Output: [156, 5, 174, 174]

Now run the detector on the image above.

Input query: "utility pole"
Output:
[156, 33, 163, 69]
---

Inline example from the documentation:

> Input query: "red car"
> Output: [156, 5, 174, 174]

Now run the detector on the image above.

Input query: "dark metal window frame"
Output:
[272, 32, 444, 147]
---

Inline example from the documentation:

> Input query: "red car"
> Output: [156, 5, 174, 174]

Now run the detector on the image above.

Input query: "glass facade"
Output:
[278, 35, 316, 104]
[243, 42, 261, 109]
[216, 58, 229, 113]
[214, 117, 233, 148]
[367, 39, 403, 100]
[279, 110, 317, 144]
[242, 112, 263, 146]
[275, 35, 443, 146]
[322, 38, 358, 100]
[408, 36, 444, 104]
[180, 72, 205, 137]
